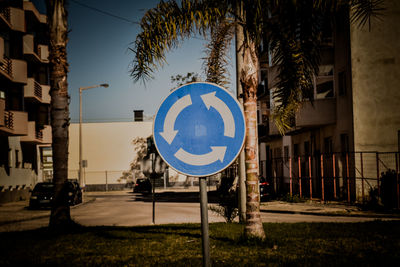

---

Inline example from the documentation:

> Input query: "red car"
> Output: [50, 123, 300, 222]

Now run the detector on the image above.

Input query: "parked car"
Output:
[259, 176, 272, 201]
[29, 181, 82, 209]
[133, 178, 152, 193]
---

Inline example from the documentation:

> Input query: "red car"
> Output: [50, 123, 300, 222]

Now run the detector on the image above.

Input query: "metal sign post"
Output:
[153, 82, 246, 267]
[199, 177, 210, 267]
[150, 153, 156, 224]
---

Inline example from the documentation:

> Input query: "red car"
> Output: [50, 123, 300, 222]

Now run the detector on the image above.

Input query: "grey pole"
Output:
[79, 88, 83, 188]
[78, 83, 109, 189]
[199, 177, 210, 267]
[151, 153, 156, 224]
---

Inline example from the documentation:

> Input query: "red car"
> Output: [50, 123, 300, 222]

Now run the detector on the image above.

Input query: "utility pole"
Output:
[235, 0, 246, 223]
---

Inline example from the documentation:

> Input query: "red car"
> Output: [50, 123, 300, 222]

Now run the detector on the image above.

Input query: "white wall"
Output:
[68, 122, 153, 184]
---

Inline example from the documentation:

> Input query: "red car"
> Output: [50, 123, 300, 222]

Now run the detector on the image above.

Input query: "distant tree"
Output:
[119, 137, 147, 183]
[171, 72, 200, 87]
[46, 0, 73, 228]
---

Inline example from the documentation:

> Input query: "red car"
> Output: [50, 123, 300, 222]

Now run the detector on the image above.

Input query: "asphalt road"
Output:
[0, 190, 397, 232]
[72, 191, 393, 225]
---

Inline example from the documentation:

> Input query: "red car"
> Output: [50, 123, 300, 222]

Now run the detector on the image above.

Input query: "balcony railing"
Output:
[34, 80, 42, 99]
[0, 7, 11, 24]
[0, 56, 13, 79]
[4, 111, 14, 130]
[0, 7, 25, 32]
[35, 128, 43, 140]
[0, 99, 5, 126]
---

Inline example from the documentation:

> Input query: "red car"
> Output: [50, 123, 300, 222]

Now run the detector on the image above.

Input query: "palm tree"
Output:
[131, 0, 266, 239]
[46, 0, 72, 228]
[130, 0, 383, 239]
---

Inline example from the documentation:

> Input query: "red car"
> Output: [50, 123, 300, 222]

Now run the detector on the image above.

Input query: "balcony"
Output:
[21, 122, 52, 144]
[23, 1, 47, 24]
[23, 34, 49, 63]
[0, 57, 27, 84]
[24, 78, 51, 104]
[295, 98, 336, 128]
[0, 110, 28, 136]
[0, 7, 25, 32]
[0, 99, 5, 126]
[0, 36, 3, 62]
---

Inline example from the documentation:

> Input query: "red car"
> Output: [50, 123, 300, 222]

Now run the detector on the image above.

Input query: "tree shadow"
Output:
[128, 191, 220, 204]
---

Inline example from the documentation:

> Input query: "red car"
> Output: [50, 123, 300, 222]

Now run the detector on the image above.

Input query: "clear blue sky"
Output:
[33, 0, 235, 123]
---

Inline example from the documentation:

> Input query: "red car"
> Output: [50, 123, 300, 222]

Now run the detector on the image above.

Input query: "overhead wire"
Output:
[69, 0, 140, 25]
[69, 0, 207, 41]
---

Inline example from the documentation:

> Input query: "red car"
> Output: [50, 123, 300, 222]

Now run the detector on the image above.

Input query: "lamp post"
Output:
[79, 83, 109, 188]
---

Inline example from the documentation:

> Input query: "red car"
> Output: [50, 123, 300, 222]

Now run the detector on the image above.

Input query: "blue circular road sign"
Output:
[153, 82, 246, 177]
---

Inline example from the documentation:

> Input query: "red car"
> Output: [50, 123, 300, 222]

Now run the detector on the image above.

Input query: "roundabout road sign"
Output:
[153, 82, 246, 177]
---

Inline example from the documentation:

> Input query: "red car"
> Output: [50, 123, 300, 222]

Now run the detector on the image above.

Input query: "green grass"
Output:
[1, 221, 400, 266]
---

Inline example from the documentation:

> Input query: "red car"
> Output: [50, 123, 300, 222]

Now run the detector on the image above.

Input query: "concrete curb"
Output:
[260, 208, 400, 219]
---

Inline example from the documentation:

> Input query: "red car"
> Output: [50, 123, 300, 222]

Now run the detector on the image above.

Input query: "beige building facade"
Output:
[258, 1, 400, 202]
[68, 122, 153, 188]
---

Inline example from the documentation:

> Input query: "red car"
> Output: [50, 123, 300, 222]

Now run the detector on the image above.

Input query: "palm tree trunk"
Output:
[47, 0, 72, 228]
[240, 42, 266, 239]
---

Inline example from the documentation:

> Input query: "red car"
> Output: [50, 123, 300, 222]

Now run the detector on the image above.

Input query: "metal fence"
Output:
[264, 152, 399, 207]
[68, 169, 220, 191]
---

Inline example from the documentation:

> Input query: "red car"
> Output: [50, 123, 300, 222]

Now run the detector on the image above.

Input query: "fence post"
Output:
[289, 157, 292, 196]
[361, 152, 364, 203]
[333, 154, 336, 199]
[105, 171, 108, 192]
[396, 153, 399, 209]
[321, 154, 324, 202]
[376, 152, 380, 197]
[273, 158, 277, 195]
[346, 153, 350, 203]
[298, 156, 302, 198]
[309, 156, 312, 199]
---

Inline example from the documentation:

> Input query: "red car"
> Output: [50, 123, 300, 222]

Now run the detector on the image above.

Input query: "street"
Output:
[1, 189, 398, 232]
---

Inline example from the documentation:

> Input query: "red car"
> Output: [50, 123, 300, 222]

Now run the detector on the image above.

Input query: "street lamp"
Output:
[79, 83, 109, 188]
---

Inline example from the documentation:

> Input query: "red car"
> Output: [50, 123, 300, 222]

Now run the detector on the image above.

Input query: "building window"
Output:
[340, 134, 349, 154]
[324, 137, 333, 154]
[15, 150, 20, 168]
[398, 130, 400, 152]
[293, 143, 299, 158]
[0, 91, 5, 99]
[338, 71, 347, 96]
[274, 147, 282, 158]
[304, 141, 310, 157]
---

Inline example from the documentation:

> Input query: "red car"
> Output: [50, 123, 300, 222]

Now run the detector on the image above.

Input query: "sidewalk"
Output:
[260, 200, 400, 218]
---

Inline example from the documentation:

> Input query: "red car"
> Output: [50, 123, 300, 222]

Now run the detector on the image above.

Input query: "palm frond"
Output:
[203, 20, 234, 86]
[131, 0, 228, 83]
[267, 0, 323, 134]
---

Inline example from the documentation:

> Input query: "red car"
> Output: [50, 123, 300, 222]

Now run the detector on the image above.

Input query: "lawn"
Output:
[1, 221, 399, 266]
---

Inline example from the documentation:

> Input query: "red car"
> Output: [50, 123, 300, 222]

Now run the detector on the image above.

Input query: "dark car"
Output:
[29, 181, 82, 209]
[133, 178, 152, 193]
[259, 176, 272, 201]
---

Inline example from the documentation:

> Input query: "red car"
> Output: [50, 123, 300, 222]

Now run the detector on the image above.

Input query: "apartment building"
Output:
[0, 0, 52, 203]
[258, 2, 400, 202]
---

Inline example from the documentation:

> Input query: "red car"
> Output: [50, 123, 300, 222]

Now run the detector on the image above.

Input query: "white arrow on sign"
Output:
[160, 94, 192, 144]
[174, 146, 227, 166]
[200, 91, 235, 138]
